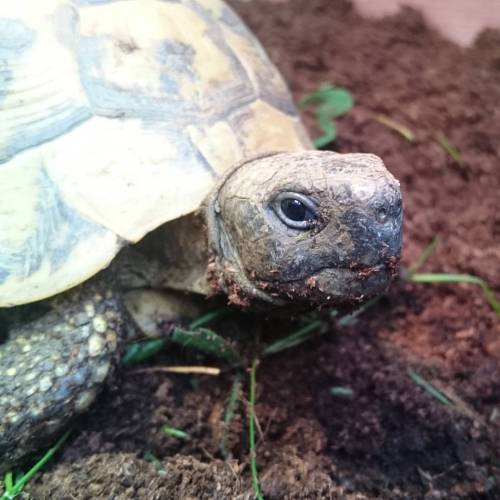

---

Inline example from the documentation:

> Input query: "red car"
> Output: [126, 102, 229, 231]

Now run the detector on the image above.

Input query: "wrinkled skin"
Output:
[206, 151, 402, 307]
[0, 151, 402, 473]
[0, 280, 124, 472]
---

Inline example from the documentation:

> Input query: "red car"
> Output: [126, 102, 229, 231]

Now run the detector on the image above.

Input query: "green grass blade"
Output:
[3, 474, 13, 492]
[220, 373, 243, 458]
[1, 430, 71, 500]
[314, 115, 337, 148]
[374, 114, 415, 142]
[249, 359, 264, 500]
[189, 309, 230, 330]
[123, 339, 167, 365]
[405, 237, 439, 277]
[224, 373, 242, 427]
[408, 370, 452, 406]
[171, 326, 241, 364]
[123, 309, 230, 365]
[330, 386, 354, 398]
[299, 84, 353, 148]
[299, 85, 353, 115]
[410, 273, 500, 315]
[143, 450, 164, 469]
[434, 132, 463, 167]
[337, 295, 382, 327]
[161, 426, 190, 441]
[262, 319, 323, 355]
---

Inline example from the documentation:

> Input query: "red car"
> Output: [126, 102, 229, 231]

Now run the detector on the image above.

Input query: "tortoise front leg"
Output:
[0, 280, 124, 473]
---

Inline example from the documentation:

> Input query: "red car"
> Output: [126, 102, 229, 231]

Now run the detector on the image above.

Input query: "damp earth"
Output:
[9, 0, 500, 498]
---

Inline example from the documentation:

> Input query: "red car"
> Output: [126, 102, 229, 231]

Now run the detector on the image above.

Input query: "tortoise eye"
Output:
[273, 192, 318, 230]
[281, 198, 311, 222]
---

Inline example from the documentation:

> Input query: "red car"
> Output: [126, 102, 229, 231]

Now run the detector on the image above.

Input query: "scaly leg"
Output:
[0, 279, 124, 473]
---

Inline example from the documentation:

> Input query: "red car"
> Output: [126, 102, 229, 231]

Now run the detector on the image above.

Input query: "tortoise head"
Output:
[204, 151, 403, 309]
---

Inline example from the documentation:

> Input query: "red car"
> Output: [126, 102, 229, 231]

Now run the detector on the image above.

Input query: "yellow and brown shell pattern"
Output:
[0, 0, 311, 308]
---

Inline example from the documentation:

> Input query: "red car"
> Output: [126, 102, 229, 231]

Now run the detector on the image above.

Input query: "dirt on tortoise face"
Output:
[17, 1, 500, 498]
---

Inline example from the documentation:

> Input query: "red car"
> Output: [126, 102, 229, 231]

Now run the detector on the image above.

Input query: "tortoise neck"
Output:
[125, 211, 210, 296]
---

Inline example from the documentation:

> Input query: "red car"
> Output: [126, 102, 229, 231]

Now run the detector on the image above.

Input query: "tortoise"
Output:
[0, 0, 403, 471]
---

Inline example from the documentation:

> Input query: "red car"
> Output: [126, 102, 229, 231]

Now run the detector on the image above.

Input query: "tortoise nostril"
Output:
[395, 198, 403, 215]
[376, 206, 389, 223]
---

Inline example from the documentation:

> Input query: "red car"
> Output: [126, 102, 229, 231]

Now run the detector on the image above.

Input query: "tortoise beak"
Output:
[311, 258, 400, 306]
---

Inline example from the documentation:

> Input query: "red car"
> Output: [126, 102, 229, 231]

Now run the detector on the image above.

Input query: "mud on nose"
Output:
[344, 191, 403, 267]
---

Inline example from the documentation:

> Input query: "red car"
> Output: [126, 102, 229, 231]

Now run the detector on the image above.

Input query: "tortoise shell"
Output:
[0, 0, 311, 307]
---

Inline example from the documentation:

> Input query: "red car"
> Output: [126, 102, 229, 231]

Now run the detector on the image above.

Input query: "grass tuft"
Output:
[123, 308, 236, 365]
[1, 431, 71, 500]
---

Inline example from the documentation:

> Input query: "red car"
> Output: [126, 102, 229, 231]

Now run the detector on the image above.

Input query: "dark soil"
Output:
[20, 0, 500, 498]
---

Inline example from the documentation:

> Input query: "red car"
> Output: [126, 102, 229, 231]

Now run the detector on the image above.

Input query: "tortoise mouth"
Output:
[254, 258, 400, 307]
[314, 262, 398, 302]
